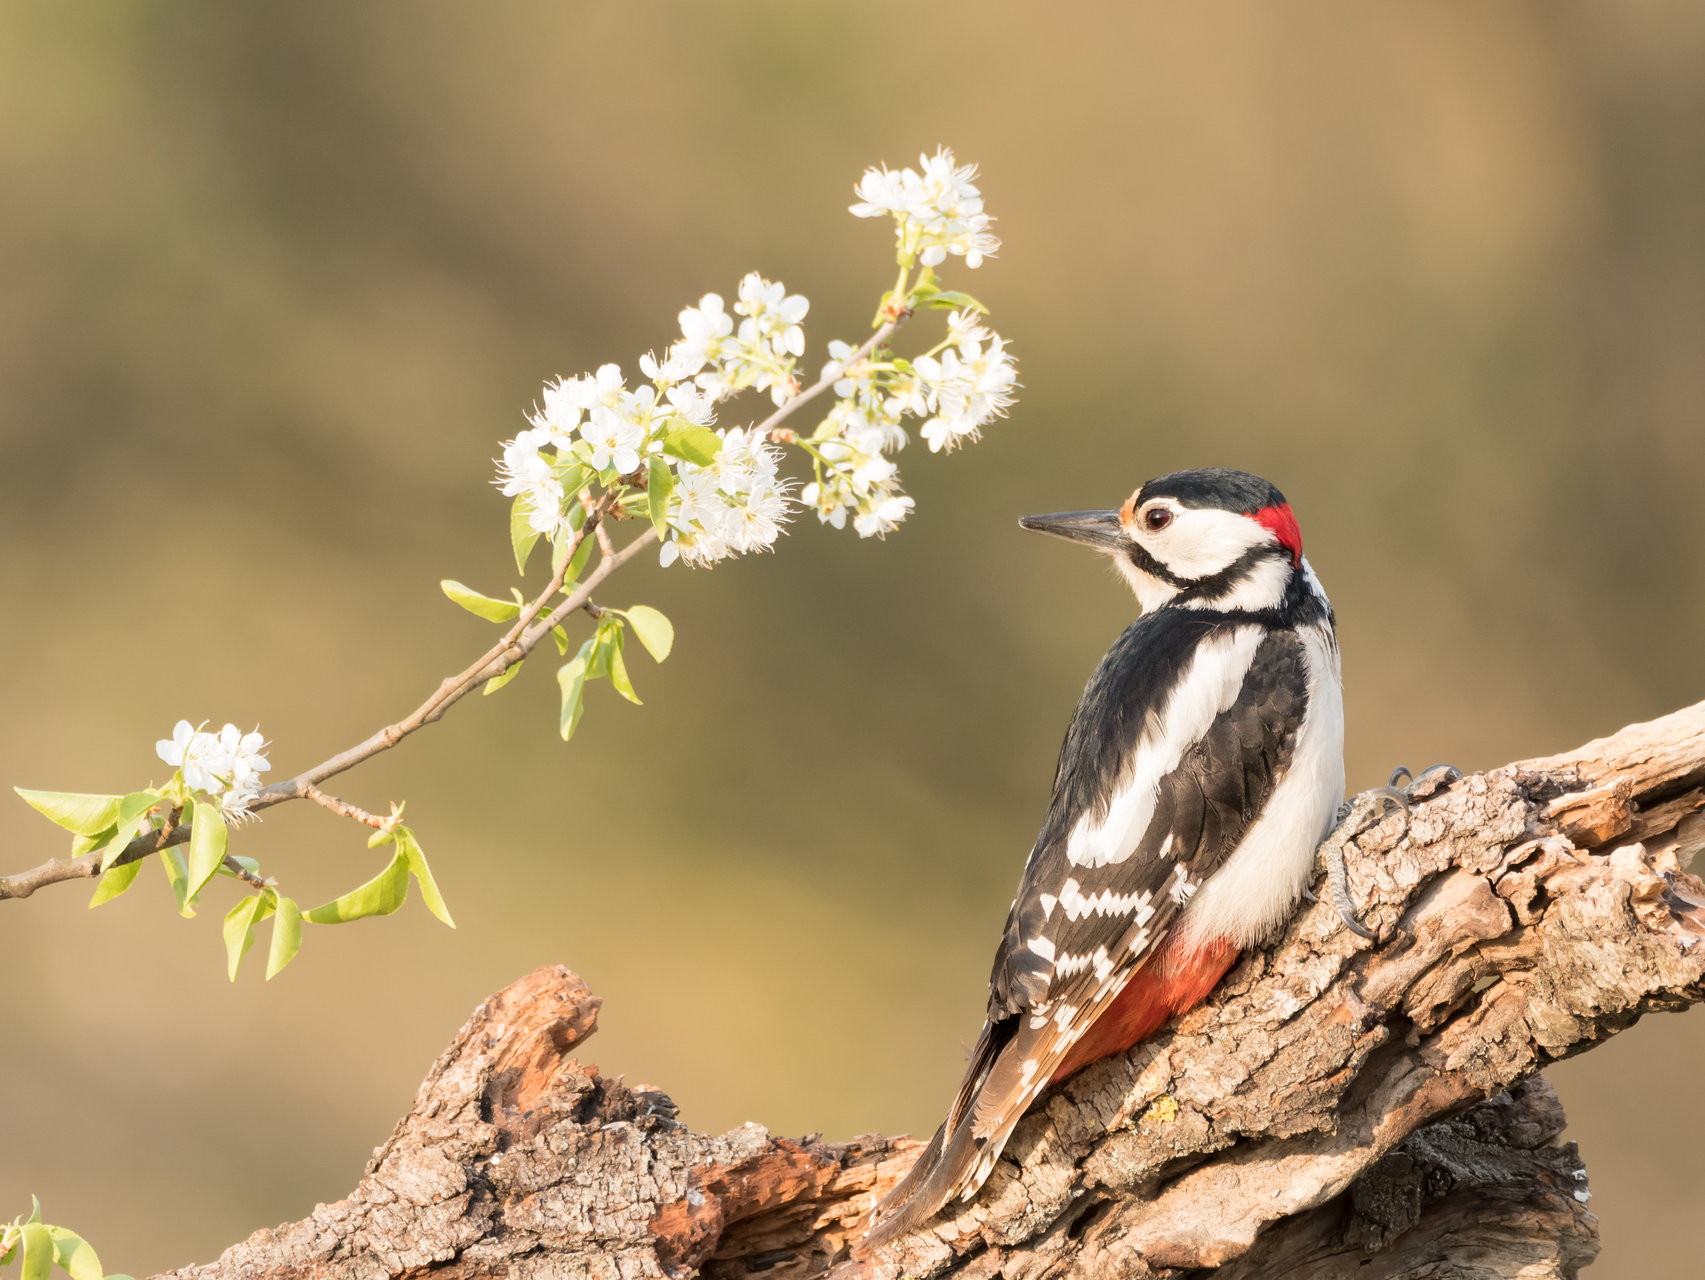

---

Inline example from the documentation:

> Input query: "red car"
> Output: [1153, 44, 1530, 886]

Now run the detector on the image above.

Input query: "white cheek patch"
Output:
[1179, 554, 1291, 612]
[1065, 626, 1264, 868]
[1138, 508, 1273, 580]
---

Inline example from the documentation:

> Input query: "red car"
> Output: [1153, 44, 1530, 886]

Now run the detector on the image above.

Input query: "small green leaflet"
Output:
[185, 799, 229, 905]
[441, 580, 522, 623]
[647, 455, 674, 538]
[587, 621, 617, 680]
[303, 851, 410, 924]
[621, 605, 674, 662]
[557, 642, 593, 741]
[18, 1223, 53, 1280]
[658, 421, 721, 467]
[99, 792, 160, 872]
[88, 861, 143, 908]
[160, 846, 194, 916]
[606, 628, 641, 705]
[223, 891, 276, 981]
[483, 658, 524, 695]
[266, 895, 303, 979]
[511, 495, 541, 575]
[923, 289, 987, 312]
[553, 528, 595, 583]
[69, 826, 115, 857]
[13, 790, 122, 837]
[46, 1227, 104, 1280]
[398, 827, 454, 928]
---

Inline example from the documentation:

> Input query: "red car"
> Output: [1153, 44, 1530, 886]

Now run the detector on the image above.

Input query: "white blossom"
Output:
[156, 720, 271, 811]
[658, 427, 791, 567]
[853, 492, 916, 538]
[912, 332, 1018, 452]
[734, 272, 809, 358]
[527, 378, 584, 448]
[495, 433, 567, 535]
[849, 148, 1000, 269]
[664, 382, 716, 427]
[670, 294, 734, 376]
[691, 273, 809, 407]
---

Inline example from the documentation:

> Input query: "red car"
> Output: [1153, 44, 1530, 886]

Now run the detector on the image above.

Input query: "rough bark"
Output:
[158, 702, 1705, 1280]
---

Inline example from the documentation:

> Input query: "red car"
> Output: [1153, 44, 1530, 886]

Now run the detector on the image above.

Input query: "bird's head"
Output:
[1020, 468, 1307, 613]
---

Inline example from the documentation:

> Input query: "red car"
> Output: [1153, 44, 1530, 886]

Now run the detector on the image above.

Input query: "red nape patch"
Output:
[1253, 502, 1303, 567]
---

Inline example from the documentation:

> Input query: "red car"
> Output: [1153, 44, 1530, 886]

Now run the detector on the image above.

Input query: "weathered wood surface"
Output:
[158, 702, 1705, 1280]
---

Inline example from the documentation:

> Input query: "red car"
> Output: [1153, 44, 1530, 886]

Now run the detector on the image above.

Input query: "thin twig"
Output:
[752, 318, 899, 440]
[302, 785, 387, 829]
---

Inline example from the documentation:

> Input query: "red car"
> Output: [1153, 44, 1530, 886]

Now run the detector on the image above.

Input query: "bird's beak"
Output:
[1018, 509, 1127, 552]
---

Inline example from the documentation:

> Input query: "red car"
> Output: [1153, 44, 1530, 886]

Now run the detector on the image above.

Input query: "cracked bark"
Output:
[157, 701, 1705, 1280]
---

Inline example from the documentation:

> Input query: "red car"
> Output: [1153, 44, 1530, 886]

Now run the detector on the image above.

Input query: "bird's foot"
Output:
[1321, 786, 1411, 940]
[1388, 762, 1464, 801]
[1319, 764, 1463, 939]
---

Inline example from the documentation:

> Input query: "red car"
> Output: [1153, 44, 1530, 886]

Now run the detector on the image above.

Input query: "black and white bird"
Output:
[866, 467, 1348, 1248]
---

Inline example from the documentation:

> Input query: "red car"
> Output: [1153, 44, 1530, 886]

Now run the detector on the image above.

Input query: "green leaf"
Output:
[19, 1224, 53, 1280]
[160, 846, 194, 917]
[510, 495, 542, 575]
[551, 625, 570, 655]
[223, 892, 275, 981]
[924, 288, 987, 313]
[14, 790, 122, 836]
[440, 580, 522, 623]
[99, 792, 159, 871]
[557, 642, 594, 742]
[48, 1227, 103, 1280]
[568, 532, 596, 583]
[70, 826, 116, 857]
[483, 659, 524, 695]
[622, 605, 674, 662]
[398, 828, 454, 928]
[88, 860, 143, 908]
[552, 459, 594, 494]
[606, 630, 642, 705]
[550, 529, 575, 575]
[186, 800, 229, 905]
[303, 851, 409, 924]
[366, 825, 396, 849]
[266, 895, 303, 979]
[586, 622, 614, 680]
[658, 422, 721, 467]
[647, 455, 674, 538]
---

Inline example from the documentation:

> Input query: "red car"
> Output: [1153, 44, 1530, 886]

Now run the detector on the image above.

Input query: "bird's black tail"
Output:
[864, 1018, 1014, 1249]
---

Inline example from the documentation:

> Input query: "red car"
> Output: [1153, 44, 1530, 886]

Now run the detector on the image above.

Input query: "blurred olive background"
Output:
[2, 3, 1701, 1276]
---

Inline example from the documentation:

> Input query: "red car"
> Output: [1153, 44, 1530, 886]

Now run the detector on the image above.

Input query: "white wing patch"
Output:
[1055, 877, 1158, 924]
[1065, 626, 1265, 869]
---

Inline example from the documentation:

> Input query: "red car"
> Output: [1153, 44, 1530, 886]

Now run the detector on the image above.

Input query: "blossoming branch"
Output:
[1, 148, 1020, 985]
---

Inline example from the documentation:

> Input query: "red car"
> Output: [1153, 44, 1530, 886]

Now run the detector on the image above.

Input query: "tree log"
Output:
[158, 702, 1705, 1280]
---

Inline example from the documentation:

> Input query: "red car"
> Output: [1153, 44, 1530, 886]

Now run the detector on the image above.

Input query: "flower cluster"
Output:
[850, 147, 1000, 269]
[660, 427, 790, 567]
[156, 720, 271, 813]
[911, 311, 1019, 453]
[491, 148, 1016, 565]
[670, 274, 810, 406]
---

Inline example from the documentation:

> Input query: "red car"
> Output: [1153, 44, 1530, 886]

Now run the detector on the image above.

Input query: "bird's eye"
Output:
[1142, 507, 1173, 533]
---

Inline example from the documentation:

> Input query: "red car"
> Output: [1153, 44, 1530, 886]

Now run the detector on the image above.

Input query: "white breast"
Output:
[1175, 620, 1345, 950]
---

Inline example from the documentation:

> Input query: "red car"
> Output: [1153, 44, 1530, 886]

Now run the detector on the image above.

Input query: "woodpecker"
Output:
[866, 467, 1347, 1248]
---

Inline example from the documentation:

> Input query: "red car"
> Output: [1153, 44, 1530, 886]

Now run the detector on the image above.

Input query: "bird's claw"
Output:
[1388, 763, 1463, 801]
[1321, 785, 1414, 941]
